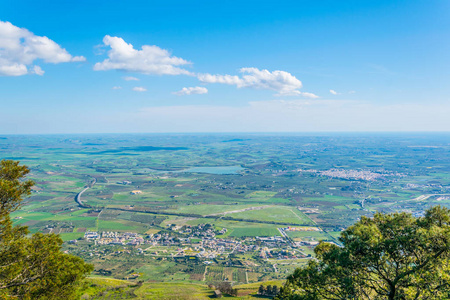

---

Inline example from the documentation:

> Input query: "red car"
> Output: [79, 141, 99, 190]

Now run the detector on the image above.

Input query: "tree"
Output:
[216, 281, 232, 295]
[271, 285, 280, 296]
[0, 160, 93, 299]
[259, 284, 266, 295]
[231, 288, 238, 297]
[277, 206, 450, 300]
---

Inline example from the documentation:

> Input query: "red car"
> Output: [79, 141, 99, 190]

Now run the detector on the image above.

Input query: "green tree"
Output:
[0, 160, 93, 299]
[277, 207, 450, 300]
[266, 284, 272, 296]
[272, 285, 280, 296]
[259, 284, 266, 295]
[231, 288, 238, 297]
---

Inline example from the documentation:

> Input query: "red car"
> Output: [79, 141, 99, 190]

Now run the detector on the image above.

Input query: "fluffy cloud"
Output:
[301, 92, 319, 99]
[132, 87, 147, 92]
[330, 89, 338, 95]
[197, 67, 317, 97]
[112, 86, 122, 90]
[94, 35, 192, 75]
[123, 76, 139, 81]
[31, 65, 45, 76]
[173, 86, 208, 96]
[0, 21, 85, 76]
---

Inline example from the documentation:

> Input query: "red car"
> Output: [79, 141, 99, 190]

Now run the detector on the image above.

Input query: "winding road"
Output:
[74, 177, 96, 208]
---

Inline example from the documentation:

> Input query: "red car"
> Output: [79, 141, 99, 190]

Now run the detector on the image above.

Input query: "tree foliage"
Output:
[277, 207, 450, 300]
[0, 160, 93, 299]
[259, 284, 280, 297]
[214, 281, 238, 297]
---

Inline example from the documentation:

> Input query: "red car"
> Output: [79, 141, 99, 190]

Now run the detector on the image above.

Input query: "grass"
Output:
[328, 231, 343, 239]
[59, 232, 85, 241]
[245, 191, 278, 199]
[167, 204, 256, 215]
[8, 134, 448, 295]
[234, 279, 285, 289]
[286, 230, 329, 240]
[83, 278, 287, 300]
[145, 228, 161, 235]
[87, 276, 131, 287]
[135, 261, 178, 281]
[135, 283, 214, 300]
[11, 211, 98, 229]
[97, 219, 148, 233]
[81, 277, 137, 299]
[229, 227, 281, 237]
[164, 216, 285, 237]
[227, 206, 313, 225]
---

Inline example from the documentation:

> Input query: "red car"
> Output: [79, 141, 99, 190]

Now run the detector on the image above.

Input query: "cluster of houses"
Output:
[297, 168, 404, 181]
[76, 223, 323, 261]
[83, 231, 144, 246]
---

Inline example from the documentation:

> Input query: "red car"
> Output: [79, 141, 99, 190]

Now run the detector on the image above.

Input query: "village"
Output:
[75, 223, 323, 262]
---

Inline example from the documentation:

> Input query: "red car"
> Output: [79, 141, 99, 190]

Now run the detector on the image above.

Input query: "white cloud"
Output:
[0, 21, 85, 76]
[133, 87, 147, 92]
[0, 64, 27, 76]
[32, 65, 44, 76]
[301, 92, 319, 99]
[173, 86, 208, 96]
[197, 67, 316, 97]
[330, 89, 338, 95]
[123, 76, 139, 81]
[197, 73, 242, 85]
[93, 44, 106, 56]
[112, 86, 122, 90]
[71, 56, 86, 62]
[349, 91, 356, 94]
[94, 35, 192, 75]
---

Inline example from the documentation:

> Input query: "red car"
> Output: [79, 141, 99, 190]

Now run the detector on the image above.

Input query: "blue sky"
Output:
[1, 0, 449, 133]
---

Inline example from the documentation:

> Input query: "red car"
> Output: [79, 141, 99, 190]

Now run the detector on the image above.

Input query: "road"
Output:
[278, 228, 294, 246]
[74, 177, 97, 208]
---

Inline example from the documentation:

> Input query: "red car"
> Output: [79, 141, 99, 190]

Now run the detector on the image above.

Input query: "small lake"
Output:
[181, 166, 244, 175]
[144, 166, 244, 175]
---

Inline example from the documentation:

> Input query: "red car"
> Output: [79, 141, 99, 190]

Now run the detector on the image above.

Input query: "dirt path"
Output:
[405, 193, 450, 203]
[203, 266, 208, 281]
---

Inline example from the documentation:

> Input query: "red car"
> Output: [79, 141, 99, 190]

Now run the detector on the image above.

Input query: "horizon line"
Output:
[2, 131, 450, 136]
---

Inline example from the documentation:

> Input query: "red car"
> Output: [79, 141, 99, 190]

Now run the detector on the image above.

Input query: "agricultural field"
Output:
[226, 205, 313, 225]
[82, 277, 286, 299]
[228, 226, 281, 238]
[3, 133, 450, 287]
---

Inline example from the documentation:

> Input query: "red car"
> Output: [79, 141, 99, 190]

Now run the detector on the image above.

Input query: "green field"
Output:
[82, 277, 286, 299]
[167, 203, 256, 215]
[227, 206, 314, 225]
[97, 219, 148, 233]
[135, 283, 214, 300]
[59, 232, 85, 241]
[285, 230, 329, 240]
[229, 227, 281, 237]
[5, 134, 450, 289]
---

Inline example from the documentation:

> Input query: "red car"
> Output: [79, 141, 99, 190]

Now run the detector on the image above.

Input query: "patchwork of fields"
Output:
[4, 134, 450, 286]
